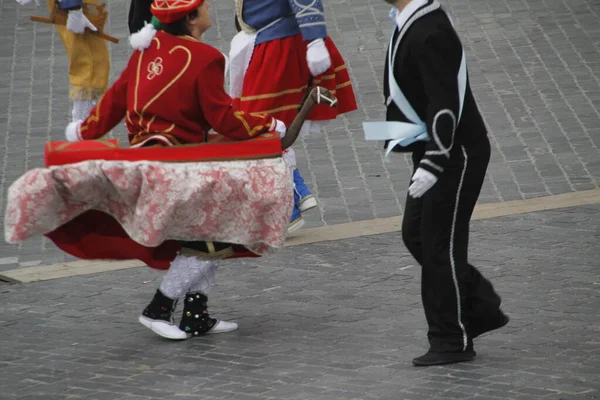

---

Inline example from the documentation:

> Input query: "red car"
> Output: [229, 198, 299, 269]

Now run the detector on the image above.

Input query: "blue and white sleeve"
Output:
[287, 0, 327, 42]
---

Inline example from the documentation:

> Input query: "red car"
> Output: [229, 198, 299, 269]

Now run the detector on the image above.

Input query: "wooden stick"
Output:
[30, 16, 120, 43]
[280, 87, 338, 150]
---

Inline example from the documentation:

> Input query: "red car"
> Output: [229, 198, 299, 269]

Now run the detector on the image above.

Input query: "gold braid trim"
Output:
[180, 244, 235, 260]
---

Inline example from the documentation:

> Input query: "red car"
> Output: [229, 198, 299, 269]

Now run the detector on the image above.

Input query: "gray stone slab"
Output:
[0, 205, 599, 398]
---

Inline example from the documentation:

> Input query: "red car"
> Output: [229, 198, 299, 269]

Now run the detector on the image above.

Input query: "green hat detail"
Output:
[151, 16, 162, 30]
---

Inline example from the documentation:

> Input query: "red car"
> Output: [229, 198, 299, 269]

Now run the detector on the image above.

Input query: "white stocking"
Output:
[282, 147, 297, 172]
[188, 260, 219, 294]
[159, 255, 220, 299]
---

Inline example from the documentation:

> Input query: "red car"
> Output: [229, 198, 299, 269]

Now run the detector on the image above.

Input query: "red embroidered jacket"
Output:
[78, 31, 276, 147]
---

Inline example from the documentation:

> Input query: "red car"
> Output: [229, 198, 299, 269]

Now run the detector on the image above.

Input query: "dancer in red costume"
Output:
[229, 0, 357, 231]
[64, 0, 288, 340]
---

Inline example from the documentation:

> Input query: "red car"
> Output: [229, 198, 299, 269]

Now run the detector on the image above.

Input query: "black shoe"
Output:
[412, 349, 477, 367]
[179, 292, 218, 337]
[138, 289, 188, 339]
[140, 289, 177, 323]
[471, 313, 509, 339]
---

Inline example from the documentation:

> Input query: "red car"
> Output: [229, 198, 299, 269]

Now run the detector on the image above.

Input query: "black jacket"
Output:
[383, 2, 488, 177]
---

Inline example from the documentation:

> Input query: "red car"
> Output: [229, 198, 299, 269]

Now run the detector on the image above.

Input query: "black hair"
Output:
[162, 9, 200, 36]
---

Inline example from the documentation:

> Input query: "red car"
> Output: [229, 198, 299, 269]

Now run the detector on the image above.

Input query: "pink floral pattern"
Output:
[5, 159, 293, 256]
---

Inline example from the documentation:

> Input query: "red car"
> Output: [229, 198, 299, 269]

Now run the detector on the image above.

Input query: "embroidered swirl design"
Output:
[133, 45, 193, 133]
[147, 57, 164, 80]
[142, 46, 192, 114]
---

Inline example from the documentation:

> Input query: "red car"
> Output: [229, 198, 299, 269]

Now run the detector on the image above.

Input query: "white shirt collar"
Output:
[395, 0, 429, 30]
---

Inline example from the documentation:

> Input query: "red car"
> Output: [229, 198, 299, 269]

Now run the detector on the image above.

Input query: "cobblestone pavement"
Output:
[1, 0, 600, 265]
[1, 1, 599, 397]
[0, 205, 599, 399]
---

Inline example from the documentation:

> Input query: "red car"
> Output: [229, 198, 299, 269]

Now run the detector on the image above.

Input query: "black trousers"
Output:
[128, 0, 154, 34]
[402, 137, 503, 352]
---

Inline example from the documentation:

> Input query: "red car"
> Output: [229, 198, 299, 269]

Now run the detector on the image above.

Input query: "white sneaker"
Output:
[138, 315, 187, 340]
[206, 319, 238, 334]
[298, 196, 317, 212]
[288, 217, 305, 234]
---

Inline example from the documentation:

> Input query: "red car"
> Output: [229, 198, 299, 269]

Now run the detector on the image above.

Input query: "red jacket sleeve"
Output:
[196, 56, 275, 140]
[79, 57, 131, 140]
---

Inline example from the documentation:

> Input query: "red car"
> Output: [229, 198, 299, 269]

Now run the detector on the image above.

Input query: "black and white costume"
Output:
[371, 0, 508, 366]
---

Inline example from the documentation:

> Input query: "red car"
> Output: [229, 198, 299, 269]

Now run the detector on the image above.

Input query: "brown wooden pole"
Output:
[280, 87, 338, 150]
[30, 16, 119, 43]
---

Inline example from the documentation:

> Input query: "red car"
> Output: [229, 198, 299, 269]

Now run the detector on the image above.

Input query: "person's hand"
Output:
[306, 38, 331, 77]
[66, 9, 98, 34]
[65, 121, 82, 142]
[273, 119, 286, 138]
[408, 168, 438, 198]
[15, 0, 41, 6]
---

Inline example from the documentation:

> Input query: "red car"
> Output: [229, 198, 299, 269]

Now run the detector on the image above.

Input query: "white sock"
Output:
[188, 261, 218, 294]
[282, 147, 297, 172]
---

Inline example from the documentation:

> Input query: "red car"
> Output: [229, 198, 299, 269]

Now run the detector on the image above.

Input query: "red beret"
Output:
[151, 0, 204, 24]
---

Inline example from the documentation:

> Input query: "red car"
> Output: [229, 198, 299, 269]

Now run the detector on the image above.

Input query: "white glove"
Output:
[408, 168, 438, 198]
[65, 120, 83, 142]
[66, 9, 98, 34]
[306, 38, 331, 77]
[15, 0, 41, 6]
[273, 119, 287, 138]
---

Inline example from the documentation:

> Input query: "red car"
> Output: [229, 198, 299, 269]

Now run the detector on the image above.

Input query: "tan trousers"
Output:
[48, 0, 110, 100]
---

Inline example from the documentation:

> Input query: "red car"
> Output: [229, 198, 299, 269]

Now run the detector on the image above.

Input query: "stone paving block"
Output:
[0, 198, 598, 399]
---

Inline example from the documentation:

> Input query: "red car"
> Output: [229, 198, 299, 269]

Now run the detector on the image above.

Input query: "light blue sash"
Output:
[364, 3, 467, 160]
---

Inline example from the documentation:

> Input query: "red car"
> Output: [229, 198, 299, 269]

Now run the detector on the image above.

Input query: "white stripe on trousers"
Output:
[449, 145, 469, 350]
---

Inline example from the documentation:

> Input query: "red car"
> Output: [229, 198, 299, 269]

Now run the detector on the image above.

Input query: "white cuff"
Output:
[65, 120, 83, 142]
[307, 38, 325, 48]
[306, 38, 331, 77]
[272, 118, 287, 137]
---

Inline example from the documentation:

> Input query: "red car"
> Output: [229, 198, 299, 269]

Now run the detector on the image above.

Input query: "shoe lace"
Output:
[293, 182, 301, 198]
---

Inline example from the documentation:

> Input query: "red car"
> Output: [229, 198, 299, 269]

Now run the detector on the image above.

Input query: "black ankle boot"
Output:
[141, 289, 177, 323]
[179, 292, 217, 336]
[412, 348, 477, 367]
